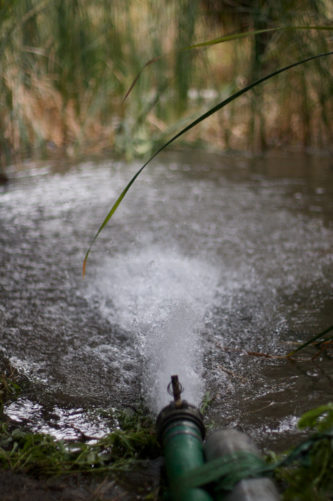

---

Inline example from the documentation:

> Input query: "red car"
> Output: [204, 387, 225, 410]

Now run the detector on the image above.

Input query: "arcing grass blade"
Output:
[83, 166, 145, 277]
[123, 25, 333, 101]
[287, 325, 333, 357]
[122, 56, 161, 103]
[83, 50, 333, 276]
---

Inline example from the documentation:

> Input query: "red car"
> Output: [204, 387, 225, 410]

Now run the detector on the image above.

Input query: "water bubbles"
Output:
[2, 153, 332, 443]
[87, 246, 219, 412]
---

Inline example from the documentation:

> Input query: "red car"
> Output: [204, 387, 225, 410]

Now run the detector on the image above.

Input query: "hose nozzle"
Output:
[156, 375, 205, 443]
[156, 375, 211, 500]
[167, 374, 183, 406]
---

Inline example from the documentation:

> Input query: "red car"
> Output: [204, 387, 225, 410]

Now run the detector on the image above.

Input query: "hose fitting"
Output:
[156, 376, 212, 501]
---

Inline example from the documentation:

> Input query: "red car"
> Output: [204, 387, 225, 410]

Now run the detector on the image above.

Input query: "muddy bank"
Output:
[0, 464, 161, 501]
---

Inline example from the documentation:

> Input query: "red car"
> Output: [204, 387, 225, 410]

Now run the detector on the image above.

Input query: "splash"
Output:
[88, 246, 219, 412]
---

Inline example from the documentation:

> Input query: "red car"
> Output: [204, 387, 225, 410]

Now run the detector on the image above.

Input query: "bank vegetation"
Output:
[0, 0, 332, 168]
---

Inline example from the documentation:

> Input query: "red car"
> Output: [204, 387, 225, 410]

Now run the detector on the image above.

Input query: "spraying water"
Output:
[87, 247, 219, 412]
[1, 151, 332, 445]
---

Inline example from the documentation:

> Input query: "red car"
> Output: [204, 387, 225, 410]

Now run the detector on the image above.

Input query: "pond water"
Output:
[1, 149, 332, 450]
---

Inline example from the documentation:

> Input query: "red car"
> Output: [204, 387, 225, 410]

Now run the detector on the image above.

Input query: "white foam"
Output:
[88, 246, 219, 412]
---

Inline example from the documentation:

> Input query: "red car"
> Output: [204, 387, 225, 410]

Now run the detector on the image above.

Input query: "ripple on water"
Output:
[1, 151, 332, 443]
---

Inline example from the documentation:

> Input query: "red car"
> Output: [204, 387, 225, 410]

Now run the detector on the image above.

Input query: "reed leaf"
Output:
[83, 49, 333, 274]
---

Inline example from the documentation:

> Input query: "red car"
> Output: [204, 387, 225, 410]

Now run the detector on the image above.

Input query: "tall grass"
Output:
[0, 0, 332, 169]
[196, 0, 333, 150]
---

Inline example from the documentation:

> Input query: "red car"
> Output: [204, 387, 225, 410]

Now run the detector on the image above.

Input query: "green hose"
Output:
[157, 376, 280, 500]
[157, 402, 213, 501]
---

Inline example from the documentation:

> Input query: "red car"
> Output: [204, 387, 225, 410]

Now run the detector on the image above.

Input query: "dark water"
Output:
[1, 150, 332, 450]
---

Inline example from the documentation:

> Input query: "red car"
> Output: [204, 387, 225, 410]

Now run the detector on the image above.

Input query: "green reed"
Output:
[5, 2, 324, 266]
[0, 0, 332, 169]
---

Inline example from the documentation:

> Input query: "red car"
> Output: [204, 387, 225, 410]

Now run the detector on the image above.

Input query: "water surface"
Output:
[1, 150, 332, 450]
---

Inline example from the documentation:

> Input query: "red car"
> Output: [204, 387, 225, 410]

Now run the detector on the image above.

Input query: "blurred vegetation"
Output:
[275, 404, 333, 500]
[0, 0, 332, 169]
